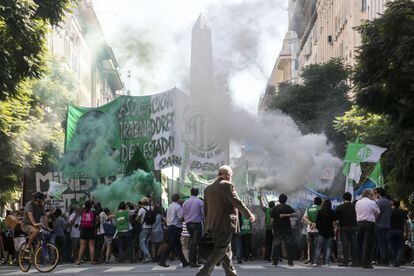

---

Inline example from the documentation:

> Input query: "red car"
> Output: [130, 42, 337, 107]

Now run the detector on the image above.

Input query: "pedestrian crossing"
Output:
[1, 263, 414, 275]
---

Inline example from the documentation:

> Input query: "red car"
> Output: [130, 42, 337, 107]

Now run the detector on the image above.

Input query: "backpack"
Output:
[81, 210, 94, 229]
[103, 221, 116, 236]
[129, 210, 140, 232]
[142, 207, 156, 225]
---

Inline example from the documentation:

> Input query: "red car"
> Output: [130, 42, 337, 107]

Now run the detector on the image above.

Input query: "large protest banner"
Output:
[63, 88, 229, 179]
[64, 88, 183, 179]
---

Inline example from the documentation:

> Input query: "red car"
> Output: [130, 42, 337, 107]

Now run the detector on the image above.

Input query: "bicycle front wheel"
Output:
[18, 243, 32, 272]
[34, 243, 59, 273]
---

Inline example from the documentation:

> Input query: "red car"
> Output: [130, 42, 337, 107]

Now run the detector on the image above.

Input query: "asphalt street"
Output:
[1, 261, 414, 276]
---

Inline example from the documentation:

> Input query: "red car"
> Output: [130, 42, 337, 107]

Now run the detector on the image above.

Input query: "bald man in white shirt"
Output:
[356, 189, 380, 269]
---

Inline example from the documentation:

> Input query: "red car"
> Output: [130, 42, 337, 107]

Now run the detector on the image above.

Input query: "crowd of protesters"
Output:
[259, 187, 414, 268]
[0, 186, 414, 270]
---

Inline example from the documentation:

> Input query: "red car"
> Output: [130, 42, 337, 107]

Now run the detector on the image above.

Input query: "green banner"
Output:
[63, 89, 180, 179]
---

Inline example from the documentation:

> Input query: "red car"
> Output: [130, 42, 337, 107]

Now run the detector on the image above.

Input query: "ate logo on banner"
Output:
[358, 146, 372, 161]
[185, 110, 218, 152]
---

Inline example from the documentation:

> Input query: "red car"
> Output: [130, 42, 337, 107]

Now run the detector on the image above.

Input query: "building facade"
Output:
[48, 0, 123, 107]
[260, 0, 389, 111]
[368, 0, 393, 20]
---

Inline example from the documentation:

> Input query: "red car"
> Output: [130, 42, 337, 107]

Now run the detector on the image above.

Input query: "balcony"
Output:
[100, 59, 123, 91]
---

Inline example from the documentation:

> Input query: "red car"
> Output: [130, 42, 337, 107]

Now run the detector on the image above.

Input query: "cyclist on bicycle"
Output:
[21, 192, 50, 249]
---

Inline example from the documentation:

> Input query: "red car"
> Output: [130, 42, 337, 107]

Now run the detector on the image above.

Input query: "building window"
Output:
[361, 0, 367, 11]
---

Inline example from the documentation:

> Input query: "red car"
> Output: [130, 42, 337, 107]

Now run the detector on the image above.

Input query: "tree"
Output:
[0, 56, 76, 204]
[270, 59, 351, 155]
[352, 0, 414, 198]
[334, 105, 391, 147]
[0, 0, 71, 99]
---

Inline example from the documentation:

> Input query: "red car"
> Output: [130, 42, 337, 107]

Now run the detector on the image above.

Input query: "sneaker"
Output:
[312, 263, 318, 267]
[143, 256, 152, 263]
[158, 263, 169, 268]
[323, 264, 330, 268]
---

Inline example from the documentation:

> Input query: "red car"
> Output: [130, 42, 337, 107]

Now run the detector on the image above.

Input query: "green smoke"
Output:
[91, 169, 161, 211]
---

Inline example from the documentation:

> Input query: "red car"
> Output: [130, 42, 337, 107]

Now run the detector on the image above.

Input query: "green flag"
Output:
[344, 143, 386, 163]
[341, 137, 360, 176]
[368, 162, 384, 187]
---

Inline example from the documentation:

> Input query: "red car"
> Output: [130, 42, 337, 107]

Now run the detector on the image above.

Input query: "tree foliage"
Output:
[270, 59, 351, 155]
[0, 0, 71, 98]
[0, 56, 76, 199]
[352, 0, 414, 198]
[334, 105, 391, 147]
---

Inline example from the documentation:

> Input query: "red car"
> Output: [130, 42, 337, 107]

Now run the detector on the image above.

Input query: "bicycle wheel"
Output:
[34, 243, 59, 273]
[18, 243, 32, 272]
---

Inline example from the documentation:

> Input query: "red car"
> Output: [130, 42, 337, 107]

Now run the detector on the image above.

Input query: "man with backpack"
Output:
[138, 197, 156, 263]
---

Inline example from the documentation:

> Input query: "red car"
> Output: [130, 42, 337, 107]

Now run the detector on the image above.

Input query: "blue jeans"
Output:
[307, 232, 319, 263]
[314, 235, 333, 265]
[389, 229, 404, 266]
[140, 228, 152, 257]
[375, 226, 390, 264]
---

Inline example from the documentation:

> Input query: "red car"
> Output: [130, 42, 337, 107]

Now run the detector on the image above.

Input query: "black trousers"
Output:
[95, 234, 104, 261]
[187, 222, 202, 264]
[340, 226, 359, 266]
[272, 231, 294, 264]
[264, 229, 273, 260]
[118, 231, 132, 262]
[159, 225, 187, 265]
[358, 221, 375, 267]
[55, 236, 65, 261]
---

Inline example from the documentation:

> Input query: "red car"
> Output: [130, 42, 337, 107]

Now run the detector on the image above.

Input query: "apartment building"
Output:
[260, 0, 390, 111]
[48, 0, 123, 107]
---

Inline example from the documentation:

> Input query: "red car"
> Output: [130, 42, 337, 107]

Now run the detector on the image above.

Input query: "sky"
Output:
[93, 0, 288, 113]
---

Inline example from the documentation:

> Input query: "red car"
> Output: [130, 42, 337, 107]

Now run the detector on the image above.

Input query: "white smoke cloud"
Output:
[94, 0, 343, 193]
[94, 0, 287, 112]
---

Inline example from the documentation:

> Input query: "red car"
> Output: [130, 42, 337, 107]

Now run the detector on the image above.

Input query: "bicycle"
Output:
[18, 227, 59, 273]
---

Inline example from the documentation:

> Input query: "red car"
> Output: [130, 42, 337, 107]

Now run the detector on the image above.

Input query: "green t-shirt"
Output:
[115, 210, 130, 232]
[241, 215, 252, 235]
[306, 204, 321, 223]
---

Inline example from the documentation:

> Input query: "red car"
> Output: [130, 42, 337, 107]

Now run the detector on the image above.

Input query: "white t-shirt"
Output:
[138, 206, 153, 229]
[356, 197, 380, 223]
[69, 213, 81, 238]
